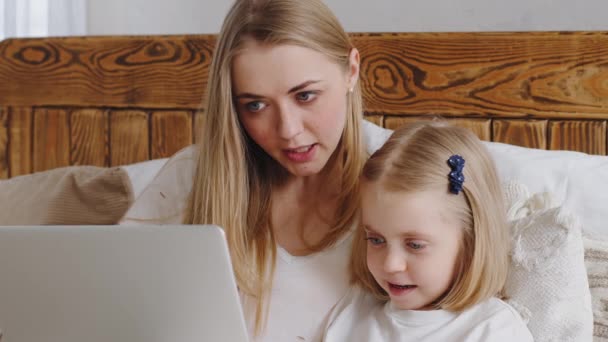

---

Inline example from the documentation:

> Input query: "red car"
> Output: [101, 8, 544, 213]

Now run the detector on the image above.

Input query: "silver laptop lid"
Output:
[0, 224, 249, 342]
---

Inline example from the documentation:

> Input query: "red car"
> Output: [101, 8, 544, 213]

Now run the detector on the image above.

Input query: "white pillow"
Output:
[503, 181, 593, 342]
[120, 146, 195, 225]
[120, 158, 169, 198]
[486, 142, 608, 238]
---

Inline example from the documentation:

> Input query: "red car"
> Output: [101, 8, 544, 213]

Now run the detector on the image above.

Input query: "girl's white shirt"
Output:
[324, 286, 534, 342]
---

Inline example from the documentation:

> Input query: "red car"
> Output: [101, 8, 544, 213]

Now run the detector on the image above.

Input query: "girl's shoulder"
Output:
[466, 298, 534, 341]
[324, 286, 382, 336]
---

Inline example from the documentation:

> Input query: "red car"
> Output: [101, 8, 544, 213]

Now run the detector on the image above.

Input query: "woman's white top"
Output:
[324, 287, 534, 342]
[242, 233, 353, 341]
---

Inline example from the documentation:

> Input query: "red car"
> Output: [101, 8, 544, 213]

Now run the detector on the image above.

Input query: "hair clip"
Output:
[447, 155, 465, 194]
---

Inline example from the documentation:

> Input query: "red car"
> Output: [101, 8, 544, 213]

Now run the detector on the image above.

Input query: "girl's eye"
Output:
[407, 241, 425, 250]
[245, 101, 266, 112]
[296, 91, 317, 102]
[365, 236, 385, 246]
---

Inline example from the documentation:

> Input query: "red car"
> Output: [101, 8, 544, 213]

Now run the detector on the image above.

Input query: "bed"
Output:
[1, 32, 607, 340]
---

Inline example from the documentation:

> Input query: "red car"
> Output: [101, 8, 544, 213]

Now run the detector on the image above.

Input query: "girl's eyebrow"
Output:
[233, 80, 322, 100]
[364, 225, 433, 240]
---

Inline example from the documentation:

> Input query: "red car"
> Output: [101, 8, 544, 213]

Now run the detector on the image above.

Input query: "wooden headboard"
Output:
[1, 32, 607, 179]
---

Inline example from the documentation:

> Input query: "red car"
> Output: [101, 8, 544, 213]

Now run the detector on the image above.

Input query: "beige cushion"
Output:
[584, 234, 608, 341]
[0, 166, 133, 225]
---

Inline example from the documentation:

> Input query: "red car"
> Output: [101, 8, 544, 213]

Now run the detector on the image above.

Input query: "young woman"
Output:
[124, 0, 370, 340]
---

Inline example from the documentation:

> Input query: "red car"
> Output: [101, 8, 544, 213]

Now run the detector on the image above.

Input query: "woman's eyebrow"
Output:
[287, 80, 321, 94]
[234, 92, 263, 100]
[233, 80, 321, 100]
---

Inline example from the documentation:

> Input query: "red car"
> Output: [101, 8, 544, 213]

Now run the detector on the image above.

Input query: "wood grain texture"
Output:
[0, 36, 214, 108]
[2, 32, 608, 177]
[384, 116, 491, 141]
[549, 120, 606, 154]
[8, 106, 33, 176]
[33, 108, 70, 172]
[493, 119, 548, 149]
[151, 111, 193, 159]
[193, 111, 204, 144]
[351, 32, 608, 119]
[2, 32, 608, 119]
[110, 110, 149, 166]
[71, 109, 109, 166]
[0, 107, 8, 179]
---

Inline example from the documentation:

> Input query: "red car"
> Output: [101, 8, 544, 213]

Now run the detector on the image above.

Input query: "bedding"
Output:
[0, 166, 132, 225]
[503, 181, 592, 341]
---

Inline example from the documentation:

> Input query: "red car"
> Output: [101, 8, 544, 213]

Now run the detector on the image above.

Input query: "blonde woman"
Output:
[123, 0, 382, 340]
[324, 122, 533, 341]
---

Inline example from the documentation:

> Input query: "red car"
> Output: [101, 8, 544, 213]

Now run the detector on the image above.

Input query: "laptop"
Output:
[0, 225, 249, 342]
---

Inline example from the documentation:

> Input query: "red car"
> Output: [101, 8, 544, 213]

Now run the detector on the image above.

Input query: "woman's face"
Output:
[232, 40, 359, 177]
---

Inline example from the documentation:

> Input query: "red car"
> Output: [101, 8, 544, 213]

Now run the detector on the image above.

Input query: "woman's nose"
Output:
[276, 104, 304, 140]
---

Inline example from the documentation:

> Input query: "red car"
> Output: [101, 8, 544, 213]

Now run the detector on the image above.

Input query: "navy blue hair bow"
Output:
[447, 155, 465, 194]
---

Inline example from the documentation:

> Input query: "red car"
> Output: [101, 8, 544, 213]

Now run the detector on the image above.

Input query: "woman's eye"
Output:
[245, 101, 266, 112]
[296, 91, 317, 102]
[365, 236, 385, 246]
[407, 241, 425, 250]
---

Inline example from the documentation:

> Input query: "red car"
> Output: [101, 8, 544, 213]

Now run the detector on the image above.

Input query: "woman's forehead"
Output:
[231, 41, 343, 93]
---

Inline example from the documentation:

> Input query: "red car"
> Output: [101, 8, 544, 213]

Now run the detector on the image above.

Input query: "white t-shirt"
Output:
[324, 287, 534, 342]
[242, 233, 353, 342]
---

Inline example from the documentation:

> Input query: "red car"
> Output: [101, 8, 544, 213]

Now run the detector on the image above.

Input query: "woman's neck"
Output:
[271, 175, 340, 256]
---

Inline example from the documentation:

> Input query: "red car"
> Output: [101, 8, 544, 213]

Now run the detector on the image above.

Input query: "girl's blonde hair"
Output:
[184, 0, 366, 333]
[351, 121, 509, 311]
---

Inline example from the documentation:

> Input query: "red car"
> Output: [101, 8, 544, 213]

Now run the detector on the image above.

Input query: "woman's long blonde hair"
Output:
[183, 0, 366, 333]
[351, 121, 509, 311]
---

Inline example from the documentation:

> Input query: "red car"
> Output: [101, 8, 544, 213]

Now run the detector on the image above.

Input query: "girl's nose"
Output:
[383, 249, 407, 274]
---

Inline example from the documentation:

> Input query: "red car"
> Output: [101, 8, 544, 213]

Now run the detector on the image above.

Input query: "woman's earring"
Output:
[348, 87, 354, 93]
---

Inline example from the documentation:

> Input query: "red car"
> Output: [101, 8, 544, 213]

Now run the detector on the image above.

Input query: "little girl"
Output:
[324, 121, 533, 341]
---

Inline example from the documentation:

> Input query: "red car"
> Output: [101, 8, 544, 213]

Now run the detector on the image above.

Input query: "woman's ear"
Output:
[347, 48, 360, 92]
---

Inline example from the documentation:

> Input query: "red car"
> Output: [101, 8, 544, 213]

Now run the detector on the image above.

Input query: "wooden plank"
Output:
[364, 114, 384, 127]
[193, 111, 204, 144]
[110, 110, 149, 166]
[549, 120, 606, 155]
[351, 32, 608, 119]
[151, 111, 193, 159]
[384, 116, 491, 141]
[0, 107, 8, 179]
[70, 109, 109, 166]
[0, 36, 214, 109]
[32, 108, 70, 172]
[8, 106, 33, 177]
[493, 119, 547, 149]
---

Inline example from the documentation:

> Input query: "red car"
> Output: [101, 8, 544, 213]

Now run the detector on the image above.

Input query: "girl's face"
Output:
[232, 40, 358, 177]
[361, 183, 464, 310]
